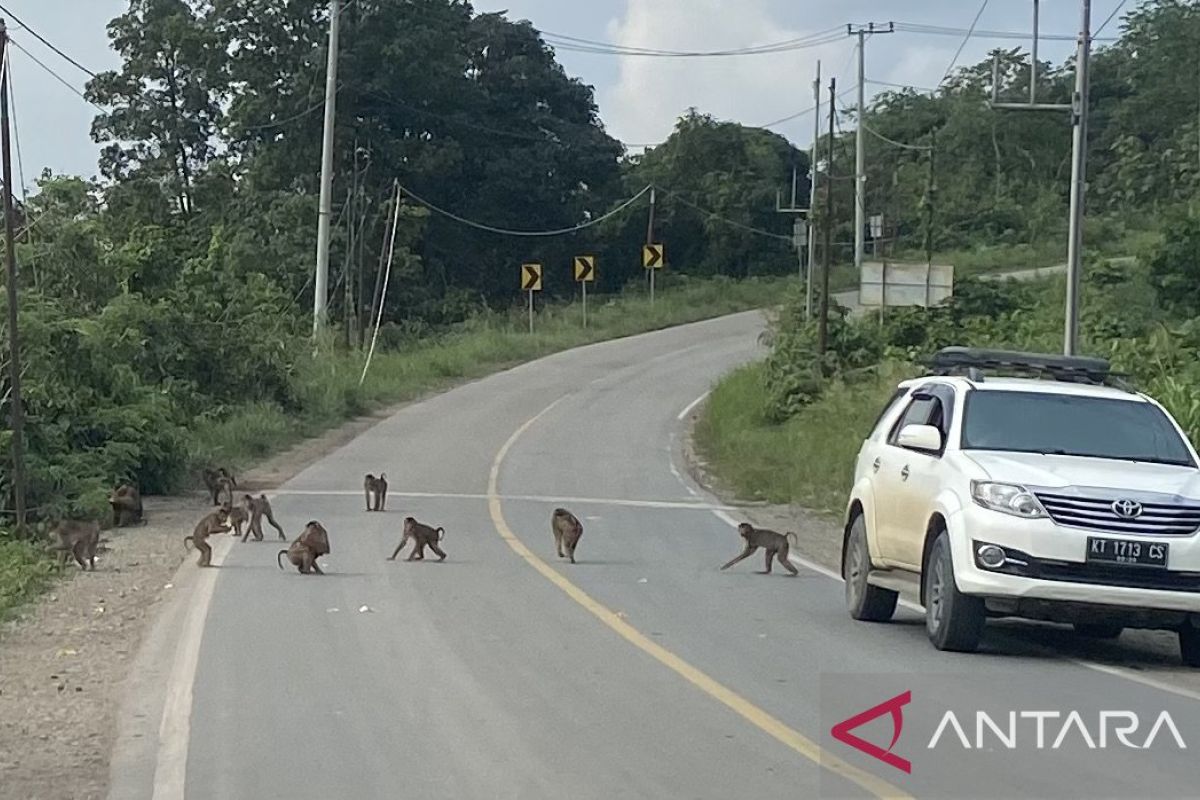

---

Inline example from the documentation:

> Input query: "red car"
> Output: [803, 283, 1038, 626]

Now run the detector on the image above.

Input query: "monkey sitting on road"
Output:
[278, 521, 331, 575]
[720, 523, 800, 576]
[388, 517, 447, 562]
[363, 473, 388, 512]
[242, 494, 286, 542]
[109, 483, 144, 527]
[50, 520, 102, 571]
[184, 507, 232, 568]
[551, 508, 584, 564]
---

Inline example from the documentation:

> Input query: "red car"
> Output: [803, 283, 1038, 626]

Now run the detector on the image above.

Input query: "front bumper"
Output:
[947, 505, 1200, 614]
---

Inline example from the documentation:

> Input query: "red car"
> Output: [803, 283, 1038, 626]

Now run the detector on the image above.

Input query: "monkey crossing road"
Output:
[109, 308, 1200, 800]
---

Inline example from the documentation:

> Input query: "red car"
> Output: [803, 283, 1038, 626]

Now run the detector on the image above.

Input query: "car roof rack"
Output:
[926, 346, 1130, 389]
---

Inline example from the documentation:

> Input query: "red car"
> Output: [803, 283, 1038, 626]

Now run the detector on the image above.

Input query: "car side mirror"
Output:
[897, 424, 942, 453]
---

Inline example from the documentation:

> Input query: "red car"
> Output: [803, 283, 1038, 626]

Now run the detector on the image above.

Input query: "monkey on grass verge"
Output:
[551, 508, 583, 564]
[388, 517, 446, 562]
[720, 523, 800, 576]
[202, 467, 237, 507]
[184, 507, 231, 568]
[242, 494, 286, 542]
[50, 520, 101, 571]
[364, 473, 388, 512]
[109, 483, 144, 527]
[278, 521, 331, 574]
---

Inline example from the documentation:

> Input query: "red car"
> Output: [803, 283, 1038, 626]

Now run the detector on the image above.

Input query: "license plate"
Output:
[1086, 537, 1168, 567]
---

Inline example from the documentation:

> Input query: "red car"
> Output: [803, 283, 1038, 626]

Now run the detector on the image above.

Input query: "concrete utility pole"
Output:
[806, 60, 821, 320]
[312, 0, 340, 339]
[818, 77, 836, 360]
[848, 22, 893, 273]
[646, 186, 657, 306]
[0, 20, 27, 535]
[1063, 0, 1092, 356]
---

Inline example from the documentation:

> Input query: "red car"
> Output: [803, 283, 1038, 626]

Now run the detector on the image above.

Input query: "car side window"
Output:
[887, 382, 955, 454]
[869, 388, 910, 439]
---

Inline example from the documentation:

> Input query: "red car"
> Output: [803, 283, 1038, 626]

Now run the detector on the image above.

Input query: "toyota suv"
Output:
[840, 347, 1200, 666]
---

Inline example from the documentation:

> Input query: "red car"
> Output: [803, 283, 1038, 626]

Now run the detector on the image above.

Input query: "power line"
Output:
[940, 0, 991, 88]
[0, 2, 97, 78]
[1095, 0, 1129, 36]
[866, 77, 939, 93]
[4, 47, 24, 202]
[7, 38, 103, 111]
[661, 189, 792, 242]
[894, 22, 1116, 43]
[539, 26, 846, 58]
[400, 184, 652, 237]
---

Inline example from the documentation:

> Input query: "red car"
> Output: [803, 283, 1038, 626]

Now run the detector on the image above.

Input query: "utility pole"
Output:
[312, 0, 340, 340]
[818, 77, 836, 360]
[806, 60, 821, 320]
[1063, 0, 1092, 356]
[848, 22, 894, 273]
[1, 21, 27, 535]
[646, 186, 657, 306]
[925, 129, 937, 267]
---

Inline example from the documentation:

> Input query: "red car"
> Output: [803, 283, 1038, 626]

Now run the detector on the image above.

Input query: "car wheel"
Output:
[844, 514, 897, 622]
[924, 530, 985, 652]
[1073, 623, 1123, 640]
[1179, 624, 1200, 668]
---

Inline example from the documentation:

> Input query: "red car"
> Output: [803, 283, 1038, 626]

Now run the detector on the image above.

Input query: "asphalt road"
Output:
[109, 309, 1200, 800]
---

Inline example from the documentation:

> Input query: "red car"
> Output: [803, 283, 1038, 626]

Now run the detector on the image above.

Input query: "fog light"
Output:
[977, 544, 1007, 569]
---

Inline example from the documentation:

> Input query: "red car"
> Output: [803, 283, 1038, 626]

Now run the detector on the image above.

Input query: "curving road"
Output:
[109, 310, 1200, 800]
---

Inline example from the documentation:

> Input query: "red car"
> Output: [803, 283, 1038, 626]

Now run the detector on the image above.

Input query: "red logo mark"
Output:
[830, 690, 912, 774]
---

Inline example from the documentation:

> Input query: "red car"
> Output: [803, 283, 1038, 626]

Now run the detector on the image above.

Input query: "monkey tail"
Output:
[436, 527, 445, 541]
[183, 535, 193, 551]
[277, 549, 288, 570]
[786, 532, 799, 547]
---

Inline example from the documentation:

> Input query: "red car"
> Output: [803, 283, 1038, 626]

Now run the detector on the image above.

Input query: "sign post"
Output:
[643, 244, 664, 306]
[521, 263, 542, 334]
[574, 255, 595, 328]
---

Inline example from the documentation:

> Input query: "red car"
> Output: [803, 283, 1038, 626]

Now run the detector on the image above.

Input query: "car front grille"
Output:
[1035, 491, 1200, 536]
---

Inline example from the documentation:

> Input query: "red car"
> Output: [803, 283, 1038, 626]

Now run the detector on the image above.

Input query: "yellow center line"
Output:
[487, 397, 914, 800]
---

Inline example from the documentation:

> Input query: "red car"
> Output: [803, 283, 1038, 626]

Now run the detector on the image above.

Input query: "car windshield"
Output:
[961, 390, 1196, 466]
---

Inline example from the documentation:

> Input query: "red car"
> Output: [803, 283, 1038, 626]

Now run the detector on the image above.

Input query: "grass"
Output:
[0, 538, 57, 623]
[694, 361, 913, 516]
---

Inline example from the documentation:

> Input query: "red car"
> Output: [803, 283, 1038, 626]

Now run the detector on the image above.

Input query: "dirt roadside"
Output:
[0, 402, 406, 800]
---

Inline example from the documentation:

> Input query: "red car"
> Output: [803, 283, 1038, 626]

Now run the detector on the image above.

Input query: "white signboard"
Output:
[859, 261, 954, 308]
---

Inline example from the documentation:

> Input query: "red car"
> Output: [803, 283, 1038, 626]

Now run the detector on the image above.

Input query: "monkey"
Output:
[226, 503, 249, 540]
[387, 517, 446, 562]
[363, 473, 388, 512]
[277, 521, 331, 574]
[550, 508, 584, 564]
[184, 507, 231, 567]
[108, 483, 144, 527]
[202, 467, 236, 507]
[720, 523, 800, 576]
[756, 329, 776, 348]
[49, 520, 101, 571]
[242, 494, 286, 542]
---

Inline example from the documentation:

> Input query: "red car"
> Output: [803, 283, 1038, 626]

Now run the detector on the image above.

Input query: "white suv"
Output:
[841, 347, 1200, 666]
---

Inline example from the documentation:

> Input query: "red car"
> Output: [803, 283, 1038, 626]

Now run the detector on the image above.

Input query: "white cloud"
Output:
[598, 0, 850, 148]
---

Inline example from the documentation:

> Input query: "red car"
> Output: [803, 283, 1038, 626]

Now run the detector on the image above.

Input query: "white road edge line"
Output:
[677, 390, 711, 421]
[273, 489, 732, 512]
[151, 535, 234, 800]
[710, 508, 1200, 702]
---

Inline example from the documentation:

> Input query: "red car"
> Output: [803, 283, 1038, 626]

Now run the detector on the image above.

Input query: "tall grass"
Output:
[0, 538, 57, 622]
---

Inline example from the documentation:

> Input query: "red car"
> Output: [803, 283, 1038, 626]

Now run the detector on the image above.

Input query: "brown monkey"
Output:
[184, 507, 231, 567]
[50, 520, 101, 571]
[109, 483, 144, 527]
[388, 517, 446, 562]
[277, 521, 331, 574]
[243, 494, 286, 542]
[551, 508, 584, 564]
[226, 503, 249, 540]
[720, 523, 800, 576]
[202, 467, 236, 506]
[363, 473, 388, 512]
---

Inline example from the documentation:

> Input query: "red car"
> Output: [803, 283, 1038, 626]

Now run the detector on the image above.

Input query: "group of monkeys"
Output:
[50, 466, 803, 579]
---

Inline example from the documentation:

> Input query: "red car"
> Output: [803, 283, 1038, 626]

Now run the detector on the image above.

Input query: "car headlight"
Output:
[970, 481, 1046, 519]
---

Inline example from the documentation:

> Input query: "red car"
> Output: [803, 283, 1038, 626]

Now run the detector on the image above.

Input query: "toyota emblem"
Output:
[1112, 499, 1143, 519]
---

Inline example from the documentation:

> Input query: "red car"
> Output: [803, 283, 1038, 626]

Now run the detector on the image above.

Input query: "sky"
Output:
[2, 0, 1128, 189]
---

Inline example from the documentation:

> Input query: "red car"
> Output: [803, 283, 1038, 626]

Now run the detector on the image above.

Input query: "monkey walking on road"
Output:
[720, 523, 800, 576]
[243, 494, 286, 542]
[388, 517, 447, 562]
[551, 508, 584, 564]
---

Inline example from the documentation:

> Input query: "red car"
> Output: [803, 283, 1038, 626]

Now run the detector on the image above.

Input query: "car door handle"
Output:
[900, 465, 910, 481]
[872, 457, 881, 472]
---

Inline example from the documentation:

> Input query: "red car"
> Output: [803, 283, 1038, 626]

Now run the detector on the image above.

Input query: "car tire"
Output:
[844, 515, 897, 622]
[924, 530, 985, 652]
[1073, 623, 1123, 640]
[1179, 624, 1200, 668]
